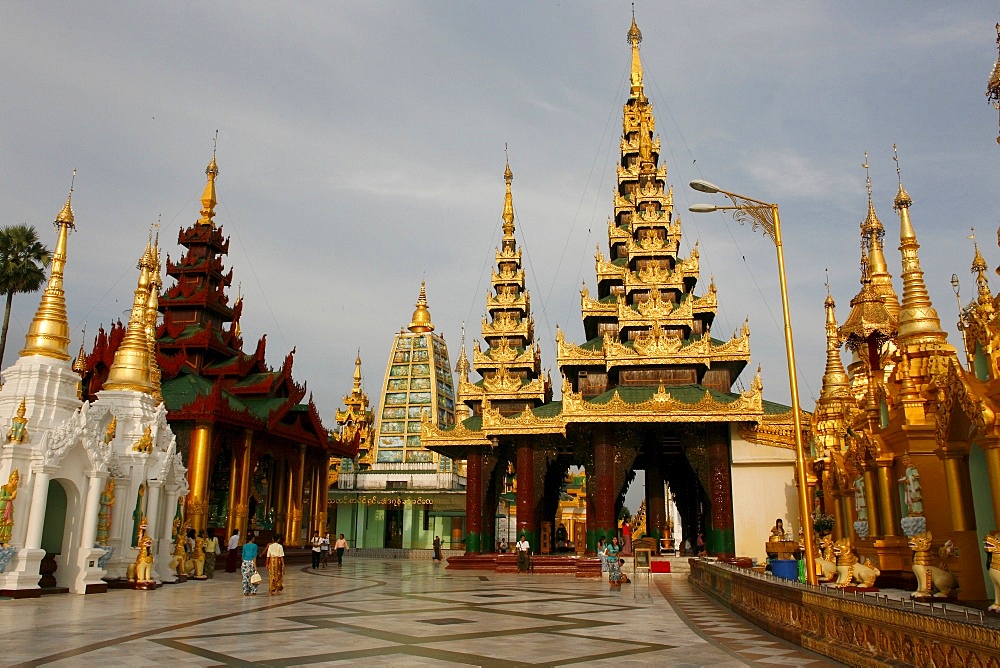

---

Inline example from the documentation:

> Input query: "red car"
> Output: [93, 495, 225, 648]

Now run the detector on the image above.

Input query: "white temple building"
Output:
[0, 190, 187, 597]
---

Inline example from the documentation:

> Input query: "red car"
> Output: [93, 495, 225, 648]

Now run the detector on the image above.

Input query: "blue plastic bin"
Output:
[771, 559, 798, 581]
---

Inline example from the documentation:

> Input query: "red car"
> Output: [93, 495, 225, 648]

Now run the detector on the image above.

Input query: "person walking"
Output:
[204, 528, 220, 579]
[241, 534, 259, 596]
[266, 534, 285, 595]
[433, 535, 442, 561]
[335, 533, 348, 566]
[321, 533, 331, 568]
[226, 529, 241, 573]
[310, 531, 322, 569]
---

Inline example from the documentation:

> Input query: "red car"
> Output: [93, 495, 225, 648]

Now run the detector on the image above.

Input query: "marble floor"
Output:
[2, 559, 840, 667]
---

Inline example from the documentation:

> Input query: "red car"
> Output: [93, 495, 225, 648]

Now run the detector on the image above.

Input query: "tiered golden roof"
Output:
[20, 187, 76, 361]
[461, 159, 548, 408]
[557, 18, 750, 397]
[335, 354, 375, 469]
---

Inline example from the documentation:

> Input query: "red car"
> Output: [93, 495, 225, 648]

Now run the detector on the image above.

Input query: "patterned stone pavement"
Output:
[2, 559, 841, 666]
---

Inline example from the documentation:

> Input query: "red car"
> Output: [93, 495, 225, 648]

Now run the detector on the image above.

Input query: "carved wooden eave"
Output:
[480, 404, 566, 435]
[932, 357, 996, 450]
[620, 134, 660, 155]
[692, 290, 718, 314]
[556, 327, 750, 370]
[459, 375, 547, 404]
[617, 162, 666, 181]
[625, 234, 678, 258]
[595, 253, 627, 283]
[625, 268, 686, 294]
[560, 384, 764, 424]
[608, 217, 631, 242]
[581, 290, 618, 319]
[420, 413, 491, 448]
[491, 268, 525, 285]
[473, 342, 537, 369]
[616, 292, 692, 328]
[486, 291, 528, 312]
[737, 410, 814, 451]
[494, 247, 522, 264]
[481, 313, 533, 340]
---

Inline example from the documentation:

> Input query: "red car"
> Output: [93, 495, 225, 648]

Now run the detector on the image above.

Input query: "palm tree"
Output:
[0, 224, 50, 367]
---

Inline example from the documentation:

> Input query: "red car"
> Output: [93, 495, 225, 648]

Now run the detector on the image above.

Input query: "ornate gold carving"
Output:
[6, 398, 28, 444]
[632, 322, 683, 356]
[483, 365, 523, 393]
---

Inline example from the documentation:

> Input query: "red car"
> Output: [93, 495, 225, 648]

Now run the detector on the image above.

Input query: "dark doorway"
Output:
[384, 505, 403, 549]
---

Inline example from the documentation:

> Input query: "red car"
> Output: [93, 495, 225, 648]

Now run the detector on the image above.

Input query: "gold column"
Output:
[284, 454, 297, 545]
[863, 468, 881, 537]
[875, 461, 899, 537]
[273, 459, 287, 536]
[236, 430, 253, 538]
[225, 450, 240, 537]
[317, 455, 330, 533]
[942, 449, 976, 531]
[186, 423, 213, 531]
[983, 439, 1000, 524]
[289, 444, 306, 546]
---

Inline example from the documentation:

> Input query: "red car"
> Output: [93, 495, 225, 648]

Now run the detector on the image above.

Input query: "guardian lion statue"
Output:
[814, 535, 838, 583]
[908, 531, 957, 599]
[984, 530, 1000, 612]
[832, 537, 880, 588]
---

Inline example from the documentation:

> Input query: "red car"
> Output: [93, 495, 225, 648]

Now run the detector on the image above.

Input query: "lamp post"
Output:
[689, 179, 818, 585]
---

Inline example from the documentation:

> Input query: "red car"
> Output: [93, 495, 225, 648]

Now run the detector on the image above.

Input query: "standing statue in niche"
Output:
[6, 398, 28, 444]
[853, 476, 867, 521]
[103, 416, 117, 445]
[0, 469, 19, 546]
[898, 454, 924, 517]
[131, 483, 146, 547]
[96, 478, 115, 544]
[132, 425, 153, 453]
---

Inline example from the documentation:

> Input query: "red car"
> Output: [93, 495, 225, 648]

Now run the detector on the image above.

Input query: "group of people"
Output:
[238, 532, 285, 596]
[308, 532, 351, 568]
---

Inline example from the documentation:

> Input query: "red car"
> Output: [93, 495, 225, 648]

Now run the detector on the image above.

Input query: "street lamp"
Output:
[688, 179, 818, 586]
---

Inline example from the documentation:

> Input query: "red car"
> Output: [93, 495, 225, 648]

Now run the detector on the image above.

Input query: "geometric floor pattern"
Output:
[3, 559, 842, 666]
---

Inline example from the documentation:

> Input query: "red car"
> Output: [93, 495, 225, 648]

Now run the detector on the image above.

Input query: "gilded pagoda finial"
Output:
[627, 12, 644, 94]
[892, 147, 946, 345]
[21, 172, 76, 361]
[858, 154, 899, 318]
[456, 323, 470, 380]
[104, 239, 156, 394]
[353, 350, 362, 392]
[987, 23, 1000, 144]
[196, 148, 220, 227]
[970, 230, 994, 312]
[72, 324, 87, 375]
[502, 150, 515, 238]
[408, 281, 435, 333]
[820, 290, 851, 399]
[145, 228, 163, 403]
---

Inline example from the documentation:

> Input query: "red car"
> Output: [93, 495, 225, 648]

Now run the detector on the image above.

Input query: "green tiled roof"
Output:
[242, 397, 288, 421]
[160, 369, 251, 415]
[533, 401, 562, 418]
[762, 399, 795, 415]
[586, 384, 741, 406]
[233, 372, 276, 388]
[579, 337, 603, 351]
[159, 324, 202, 343]
[462, 415, 483, 431]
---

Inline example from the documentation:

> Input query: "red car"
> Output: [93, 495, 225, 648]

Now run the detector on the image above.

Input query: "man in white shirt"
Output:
[516, 535, 530, 572]
[310, 531, 322, 569]
[225, 529, 240, 573]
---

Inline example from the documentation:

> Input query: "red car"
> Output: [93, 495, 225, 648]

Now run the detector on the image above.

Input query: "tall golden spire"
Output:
[145, 232, 163, 402]
[103, 239, 156, 394]
[20, 179, 76, 361]
[971, 235, 994, 313]
[502, 157, 515, 238]
[893, 150, 947, 345]
[352, 351, 362, 393]
[627, 11, 643, 95]
[820, 292, 851, 399]
[860, 154, 899, 318]
[195, 153, 219, 227]
[407, 281, 434, 332]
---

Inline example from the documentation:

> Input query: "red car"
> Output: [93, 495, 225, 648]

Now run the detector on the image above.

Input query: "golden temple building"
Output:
[424, 16, 805, 564]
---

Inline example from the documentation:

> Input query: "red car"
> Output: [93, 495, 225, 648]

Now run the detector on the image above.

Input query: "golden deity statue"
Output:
[7, 398, 28, 445]
[130, 517, 154, 584]
[96, 478, 115, 545]
[0, 469, 19, 545]
[191, 531, 207, 579]
[132, 425, 153, 453]
[103, 416, 117, 445]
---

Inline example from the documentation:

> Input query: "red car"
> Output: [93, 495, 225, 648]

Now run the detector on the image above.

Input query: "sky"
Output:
[2, 1, 998, 441]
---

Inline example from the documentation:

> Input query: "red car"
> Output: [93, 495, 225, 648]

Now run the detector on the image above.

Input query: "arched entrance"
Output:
[40, 478, 80, 591]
